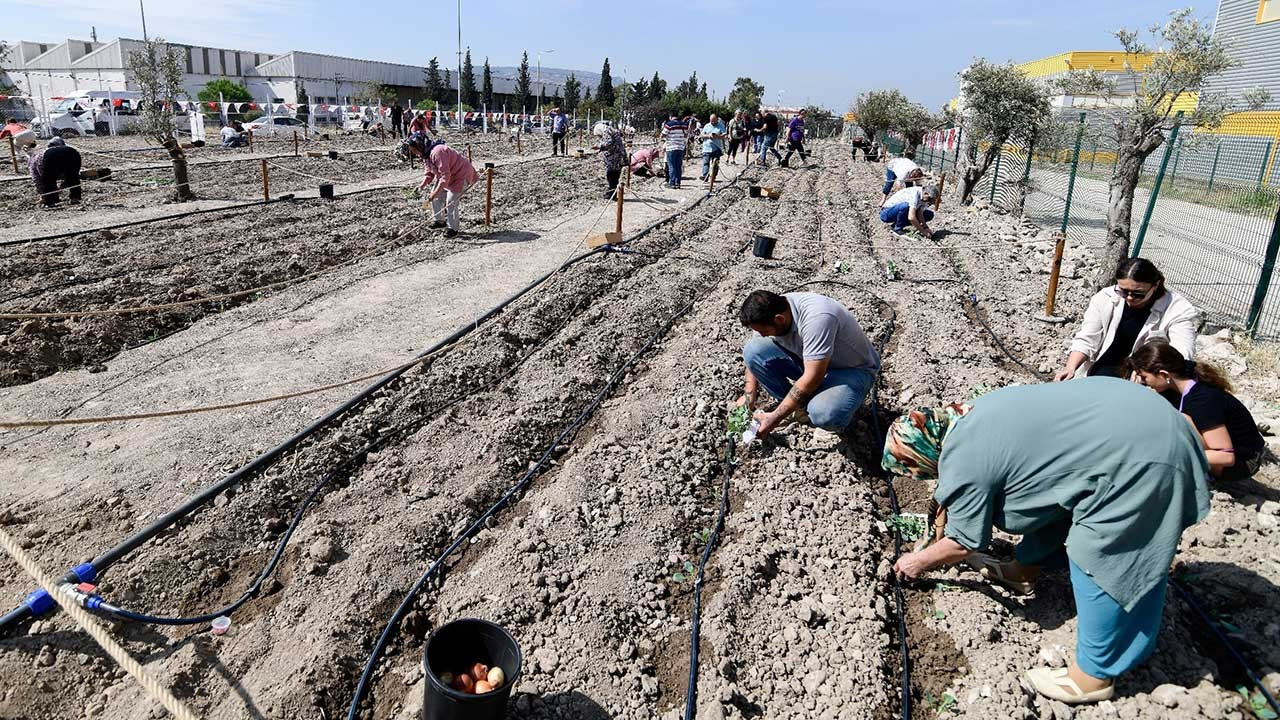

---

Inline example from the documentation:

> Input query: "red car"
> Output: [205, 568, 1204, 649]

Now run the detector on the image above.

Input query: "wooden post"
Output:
[625, 162, 632, 189]
[7, 136, 17, 174]
[615, 183, 624, 235]
[261, 158, 270, 202]
[935, 172, 946, 209]
[484, 165, 494, 228]
[247, 130, 253, 151]
[467, 144, 473, 162]
[516, 130, 521, 153]
[293, 130, 299, 157]
[708, 157, 719, 193]
[1043, 232, 1066, 318]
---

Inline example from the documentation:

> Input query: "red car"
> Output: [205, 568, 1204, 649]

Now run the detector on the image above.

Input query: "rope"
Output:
[264, 159, 335, 185]
[0, 527, 201, 720]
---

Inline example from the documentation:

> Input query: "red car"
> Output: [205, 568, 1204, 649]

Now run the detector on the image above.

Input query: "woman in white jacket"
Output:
[1054, 258, 1198, 381]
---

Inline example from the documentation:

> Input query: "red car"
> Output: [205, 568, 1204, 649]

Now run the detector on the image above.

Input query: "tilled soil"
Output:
[0, 142, 1277, 720]
[0, 152, 603, 387]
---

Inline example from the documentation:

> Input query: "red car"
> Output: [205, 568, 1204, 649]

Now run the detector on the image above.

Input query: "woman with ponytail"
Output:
[1128, 340, 1266, 481]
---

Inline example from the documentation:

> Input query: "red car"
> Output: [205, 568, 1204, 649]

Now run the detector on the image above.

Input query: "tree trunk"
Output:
[1096, 137, 1145, 288]
[959, 144, 1000, 205]
[162, 136, 194, 201]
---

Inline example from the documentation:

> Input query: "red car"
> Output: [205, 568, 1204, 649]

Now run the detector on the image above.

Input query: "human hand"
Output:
[731, 394, 754, 411]
[753, 410, 782, 438]
[1052, 368, 1074, 382]
[893, 552, 930, 581]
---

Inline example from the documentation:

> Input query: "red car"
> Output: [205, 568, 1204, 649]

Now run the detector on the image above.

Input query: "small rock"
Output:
[1151, 683, 1183, 708]
[1261, 500, 1280, 516]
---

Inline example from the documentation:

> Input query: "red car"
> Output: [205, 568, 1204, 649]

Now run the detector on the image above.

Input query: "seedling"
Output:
[884, 260, 901, 281]
[887, 513, 927, 541]
[832, 260, 848, 274]
[694, 529, 712, 545]
[968, 384, 995, 399]
[924, 692, 957, 717]
[671, 560, 696, 583]
[1236, 685, 1277, 719]
[934, 582, 962, 593]
[725, 405, 751, 438]
[552, 168, 567, 178]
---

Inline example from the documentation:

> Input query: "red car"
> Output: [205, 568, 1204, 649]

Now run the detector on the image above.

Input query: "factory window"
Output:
[1261, 0, 1280, 23]
[185, 46, 193, 74]
[254, 53, 261, 67]
[83, 42, 92, 55]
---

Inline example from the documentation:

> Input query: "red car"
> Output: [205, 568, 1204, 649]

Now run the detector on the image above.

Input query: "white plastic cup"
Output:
[211, 616, 231, 635]
[741, 420, 761, 445]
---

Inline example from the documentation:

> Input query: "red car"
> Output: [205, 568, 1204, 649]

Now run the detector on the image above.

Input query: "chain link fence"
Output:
[883, 109, 1280, 340]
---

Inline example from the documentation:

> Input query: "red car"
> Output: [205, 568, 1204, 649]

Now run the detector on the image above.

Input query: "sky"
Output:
[2, 0, 1214, 110]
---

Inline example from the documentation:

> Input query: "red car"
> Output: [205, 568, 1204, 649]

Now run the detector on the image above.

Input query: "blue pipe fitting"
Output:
[71, 563, 97, 584]
[24, 589, 55, 616]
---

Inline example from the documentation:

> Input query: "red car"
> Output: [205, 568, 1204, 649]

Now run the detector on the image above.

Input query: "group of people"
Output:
[3, 119, 83, 208]
[219, 120, 247, 148]
[733, 254, 1265, 706]
[878, 155, 937, 238]
[648, 108, 810, 189]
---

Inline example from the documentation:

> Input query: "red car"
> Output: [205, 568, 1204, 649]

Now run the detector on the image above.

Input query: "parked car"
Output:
[31, 91, 146, 137]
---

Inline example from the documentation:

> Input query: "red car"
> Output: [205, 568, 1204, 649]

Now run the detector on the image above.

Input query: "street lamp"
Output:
[537, 49, 555, 122]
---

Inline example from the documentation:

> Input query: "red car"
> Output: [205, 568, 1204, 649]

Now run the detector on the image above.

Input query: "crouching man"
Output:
[734, 290, 881, 437]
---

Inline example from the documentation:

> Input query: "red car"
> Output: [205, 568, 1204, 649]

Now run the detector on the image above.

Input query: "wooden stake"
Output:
[247, 129, 253, 151]
[261, 158, 270, 202]
[516, 130, 521, 153]
[625, 162, 632, 189]
[467, 144, 473, 162]
[615, 182, 624, 235]
[936, 171, 946, 209]
[1043, 232, 1066, 318]
[7, 136, 17, 174]
[293, 130, 299, 157]
[485, 166, 494, 229]
[708, 157, 719, 194]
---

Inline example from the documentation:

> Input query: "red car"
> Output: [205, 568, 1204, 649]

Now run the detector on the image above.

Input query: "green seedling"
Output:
[552, 168, 567, 178]
[694, 529, 712, 545]
[934, 609, 947, 620]
[672, 560, 696, 583]
[1237, 685, 1277, 720]
[924, 692, 957, 717]
[833, 260, 848, 274]
[934, 582, 962, 593]
[726, 405, 751, 438]
[884, 260, 901, 281]
[968, 384, 995, 400]
[887, 513, 926, 542]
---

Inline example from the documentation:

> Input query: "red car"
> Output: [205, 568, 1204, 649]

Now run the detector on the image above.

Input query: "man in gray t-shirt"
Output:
[734, 290, 881, 436]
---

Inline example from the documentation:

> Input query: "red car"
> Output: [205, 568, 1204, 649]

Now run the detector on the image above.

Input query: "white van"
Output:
[32, 91, 147, 137]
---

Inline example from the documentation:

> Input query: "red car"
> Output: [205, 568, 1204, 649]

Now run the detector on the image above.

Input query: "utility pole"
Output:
[139, 0, 148, 41]
[537, 49, 555, 125]
[457, 0, 463, 128]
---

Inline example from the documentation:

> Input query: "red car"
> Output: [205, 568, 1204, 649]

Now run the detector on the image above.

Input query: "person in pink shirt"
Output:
[630, 145, 663, 177]
[409, 134, 478, 237]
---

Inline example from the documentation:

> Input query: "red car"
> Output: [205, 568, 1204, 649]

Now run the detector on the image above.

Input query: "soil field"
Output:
[0, 141, 1277, 720]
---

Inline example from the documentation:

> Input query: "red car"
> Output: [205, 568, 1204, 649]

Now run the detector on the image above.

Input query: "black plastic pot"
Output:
[753, 233, 776, 258]
[319, 183, 334, 200]
[422, 619, 521, 720]
[328, 150, 339, 160]
[748, 185, 762, 198]
[484, 162, 495, 169]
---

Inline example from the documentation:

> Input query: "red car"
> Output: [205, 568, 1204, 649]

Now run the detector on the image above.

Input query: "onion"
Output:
[453, 673, 475, 693]
[470, 662, 489, 682]
[475, 680, 494, 694]
[487, 666, 505, 688]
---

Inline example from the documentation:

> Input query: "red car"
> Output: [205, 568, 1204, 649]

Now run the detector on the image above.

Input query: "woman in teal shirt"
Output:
[882, 377, 1210, 704]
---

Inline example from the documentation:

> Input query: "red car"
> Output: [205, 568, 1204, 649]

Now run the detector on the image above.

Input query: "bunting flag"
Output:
[207, 101, 217, 110]
[249, 102, 259, 110]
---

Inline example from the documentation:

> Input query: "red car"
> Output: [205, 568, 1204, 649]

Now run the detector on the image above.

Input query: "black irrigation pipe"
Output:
[0, 245, 609, 635]
[1, 165, 746, 634]
[681, 439, 736, 720]
[346, 295, 700, 720]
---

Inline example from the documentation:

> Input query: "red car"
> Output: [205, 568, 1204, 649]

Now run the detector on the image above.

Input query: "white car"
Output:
[243, 115, 308, 136]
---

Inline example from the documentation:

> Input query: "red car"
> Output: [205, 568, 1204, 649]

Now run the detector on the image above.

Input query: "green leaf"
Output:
[672, 573, 685, 583]
[934, 610, 947, 620]
[684, 561, 695, 573]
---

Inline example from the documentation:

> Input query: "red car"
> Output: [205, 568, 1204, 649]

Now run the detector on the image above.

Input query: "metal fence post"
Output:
[1247, 204, 1280, 336]
[1169, 136, 1183, 187]
[1257, 139, 1273, 191]
[1040, 113, 1087, 321]
[1132, 111, 1184, 258]
[1089, 139, 1098, 171]
[1207, 143, 1221, 193]
[1018, 130, 1037, 212]
[989, 146, 1003, 205]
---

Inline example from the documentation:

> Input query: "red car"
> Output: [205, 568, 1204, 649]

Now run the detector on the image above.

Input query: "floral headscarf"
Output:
[881, 403, 973, 479]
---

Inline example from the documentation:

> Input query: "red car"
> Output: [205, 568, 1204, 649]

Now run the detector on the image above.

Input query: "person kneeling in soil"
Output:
[630, 144, 663, 178]
[409, 134, 478, 237]
[882, 156, 922, 200]
[1128, 340, 1266, 483]
[28, 137, 82, 208]
[881, 378, 1209, 705]
[733, 290, 880, 436]
[879, 183, 936, 238]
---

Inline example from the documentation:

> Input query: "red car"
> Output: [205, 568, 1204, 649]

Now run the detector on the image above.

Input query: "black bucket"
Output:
[753, 234, 776, 258]
[319, 183, 334, 200]
[484, 162, 495, 169]
[748, 185, 762, 198]
[422, 619, 521, 720]
[328, 150, 339, 160]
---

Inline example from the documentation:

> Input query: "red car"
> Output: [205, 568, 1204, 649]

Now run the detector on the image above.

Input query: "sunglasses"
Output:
[1116, 286, 1153, 300]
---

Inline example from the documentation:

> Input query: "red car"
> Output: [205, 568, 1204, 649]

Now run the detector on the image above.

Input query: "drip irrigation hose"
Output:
[0, 246, 608, 635]
[681, 438, 736, 720]
[1170, 579, 1280, 716]
[0, 169, 738, 634]
[346, 295, 699, 720]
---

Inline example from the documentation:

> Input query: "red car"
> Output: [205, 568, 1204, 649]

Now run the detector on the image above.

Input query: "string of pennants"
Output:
[923, 127, 962, 152]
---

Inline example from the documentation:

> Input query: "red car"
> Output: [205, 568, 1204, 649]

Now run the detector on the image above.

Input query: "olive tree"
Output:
[852, 89, 908, 147]
[1052, 8, 1235, 287]
[954, 59, 1052, 204]
[128, 38, 194, 201]
[893, 101, 941, 157]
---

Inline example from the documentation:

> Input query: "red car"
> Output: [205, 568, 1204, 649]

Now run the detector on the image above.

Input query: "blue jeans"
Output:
[701, 147, 722, 179]
[882, 169, 898, 195]
[666, 149, 685, 187]
[759, 133, 782, 165]
[879, 202, 933, 232]
[742, 337, 876, 431]
[753, 134, 763, 153]
[1071, 559, 1166, 679]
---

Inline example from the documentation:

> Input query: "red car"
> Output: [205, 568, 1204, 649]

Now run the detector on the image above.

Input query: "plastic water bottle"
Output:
[741, 420, 761, 445]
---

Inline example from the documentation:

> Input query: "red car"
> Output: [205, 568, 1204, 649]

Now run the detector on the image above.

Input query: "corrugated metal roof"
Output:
[1203, 0, 1280, 99]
